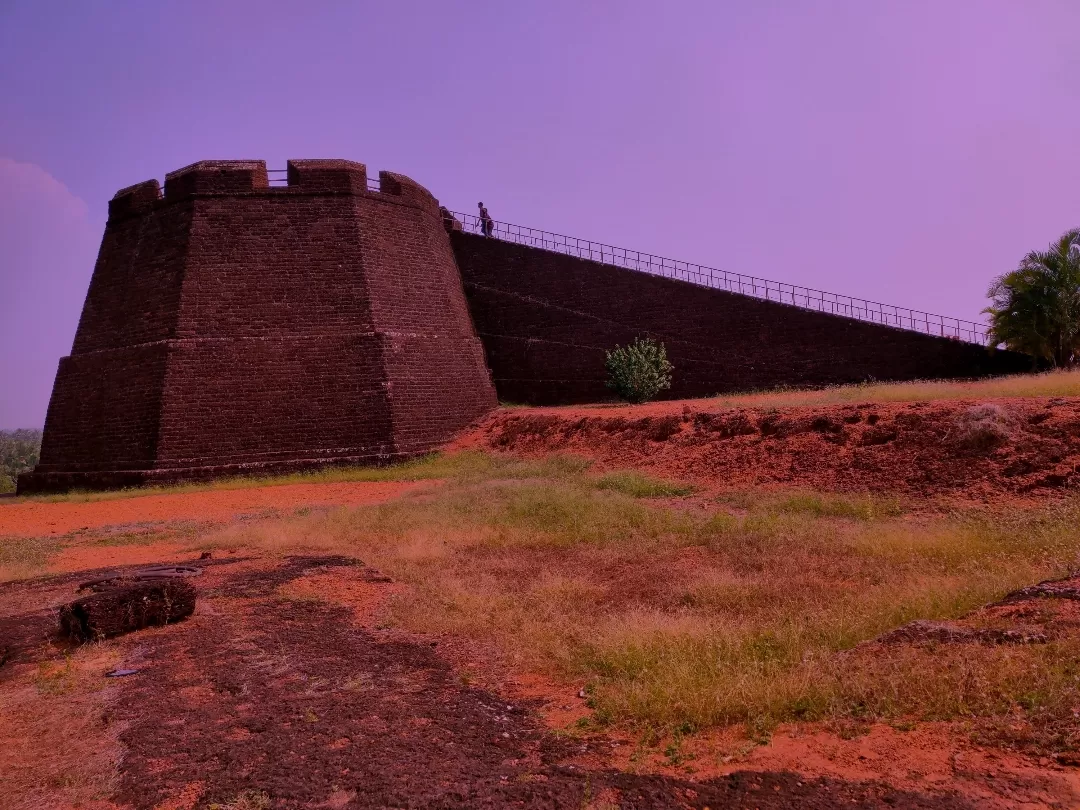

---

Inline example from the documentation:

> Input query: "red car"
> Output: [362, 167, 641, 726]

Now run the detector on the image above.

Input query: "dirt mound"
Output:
[457, 398, 1080, 499]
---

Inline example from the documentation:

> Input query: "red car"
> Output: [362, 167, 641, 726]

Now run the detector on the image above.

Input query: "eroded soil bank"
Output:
[456, 398, 1080, 500]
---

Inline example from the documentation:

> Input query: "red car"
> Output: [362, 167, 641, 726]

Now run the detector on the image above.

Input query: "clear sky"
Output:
[2, 1, 1079, 429]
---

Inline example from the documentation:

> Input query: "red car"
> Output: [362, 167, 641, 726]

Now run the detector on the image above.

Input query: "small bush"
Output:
[605, 337, 673, 404]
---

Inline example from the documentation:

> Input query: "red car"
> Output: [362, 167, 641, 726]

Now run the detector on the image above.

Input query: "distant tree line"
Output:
[1, 429, 41, 493]
[986, 228, 1080, 367]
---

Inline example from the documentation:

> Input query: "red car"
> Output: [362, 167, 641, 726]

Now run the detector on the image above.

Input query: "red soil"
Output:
[0, 481, 431, 538]
[454, 398, 1080, 499]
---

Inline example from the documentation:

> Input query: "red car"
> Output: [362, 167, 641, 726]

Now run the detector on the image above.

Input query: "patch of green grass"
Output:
[593, 471, 695, 498]
[717, 489, 905, 520]
[21, 444, 1080, 753]
[769, 491, 904, 521]
[342, 478, 695, 549]
[9, 453, 453, 504]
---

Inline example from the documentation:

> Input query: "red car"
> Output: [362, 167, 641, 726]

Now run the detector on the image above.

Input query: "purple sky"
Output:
[2, 1, 1079, 429]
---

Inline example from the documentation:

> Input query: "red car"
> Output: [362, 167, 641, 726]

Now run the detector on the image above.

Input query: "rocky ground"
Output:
[2, 549, 1023, 809]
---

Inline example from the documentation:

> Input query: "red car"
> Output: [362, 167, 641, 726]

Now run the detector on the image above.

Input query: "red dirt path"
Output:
[0, 481, 430, 538]
[454, 397, 1080, 499]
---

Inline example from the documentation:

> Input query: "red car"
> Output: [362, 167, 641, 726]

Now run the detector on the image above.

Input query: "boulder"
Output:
[59, 578, 196, 643]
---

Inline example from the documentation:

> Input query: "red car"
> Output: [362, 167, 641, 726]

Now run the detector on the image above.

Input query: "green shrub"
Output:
[604, 337, 673, 404]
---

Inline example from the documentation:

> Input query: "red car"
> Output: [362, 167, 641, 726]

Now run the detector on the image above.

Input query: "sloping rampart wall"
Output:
[451, 232, 1032, 405]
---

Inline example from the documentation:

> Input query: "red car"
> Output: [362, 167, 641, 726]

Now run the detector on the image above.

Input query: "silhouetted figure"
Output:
[478, 202, 494, 237]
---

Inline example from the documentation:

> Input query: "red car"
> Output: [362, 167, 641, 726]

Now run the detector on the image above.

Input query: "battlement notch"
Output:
[286, 159, 367, 193]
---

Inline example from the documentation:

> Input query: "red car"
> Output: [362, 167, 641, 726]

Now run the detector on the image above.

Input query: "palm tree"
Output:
[985, 228, 1080, 367]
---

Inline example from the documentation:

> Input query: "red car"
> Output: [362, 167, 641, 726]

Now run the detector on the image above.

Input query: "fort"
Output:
[18, 159, 1032, 493]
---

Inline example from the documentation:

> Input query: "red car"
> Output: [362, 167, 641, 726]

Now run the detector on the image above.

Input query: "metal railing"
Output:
[449, 210, 990, 345]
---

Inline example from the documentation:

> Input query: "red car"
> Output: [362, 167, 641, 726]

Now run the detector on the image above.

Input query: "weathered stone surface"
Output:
[994, 576, 1080, 605]
[59, 579, 196, 642]
[874, 619, 1046, 646]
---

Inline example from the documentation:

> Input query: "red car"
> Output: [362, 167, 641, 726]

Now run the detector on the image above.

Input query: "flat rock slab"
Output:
[875, 619, 1046, 646]
[994, 576, 1080, 605]
[59, 579, 196, 643]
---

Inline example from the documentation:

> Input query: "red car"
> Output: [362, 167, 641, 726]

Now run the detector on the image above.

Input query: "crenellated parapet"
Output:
[104, 159, 442, 222]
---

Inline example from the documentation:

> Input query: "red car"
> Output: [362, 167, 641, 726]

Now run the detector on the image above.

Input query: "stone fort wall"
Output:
[20, 160, 495, 493]
[450, 232, 1032, 404]
[19, 159, 1032, 493]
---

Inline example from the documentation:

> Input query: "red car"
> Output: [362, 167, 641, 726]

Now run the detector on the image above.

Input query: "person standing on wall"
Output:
[478, 202, 494, 237]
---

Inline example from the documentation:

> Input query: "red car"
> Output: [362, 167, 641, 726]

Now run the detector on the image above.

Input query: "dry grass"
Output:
[193, 454, 1080, 751]
[0, 525, 201, 583]
[209, 791, 272, 810]
[950, 402, 1016, 451]
[708, 368, 1080, 409]
[0, 535, 66, 582]
[0, 643, 125, 810]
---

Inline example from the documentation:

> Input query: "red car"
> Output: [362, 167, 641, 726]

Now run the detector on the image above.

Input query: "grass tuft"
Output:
[952, 403, 1015, 452]
[209, 791, 272, 810]
[593, 471, 695, 498]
